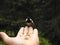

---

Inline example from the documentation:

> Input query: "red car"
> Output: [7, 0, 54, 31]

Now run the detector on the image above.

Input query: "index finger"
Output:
[17, 27, 24, 36]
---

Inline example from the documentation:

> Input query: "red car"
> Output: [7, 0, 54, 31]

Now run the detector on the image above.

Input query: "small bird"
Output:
[25, 17, 34, 27]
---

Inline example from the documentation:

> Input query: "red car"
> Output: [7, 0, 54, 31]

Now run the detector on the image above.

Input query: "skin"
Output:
[0, 26, 39, 45]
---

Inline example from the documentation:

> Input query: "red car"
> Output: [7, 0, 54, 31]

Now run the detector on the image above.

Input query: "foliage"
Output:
[0, 41, 5, 45]
[39, 32, 51, 45]
[40, 37, 51, 45]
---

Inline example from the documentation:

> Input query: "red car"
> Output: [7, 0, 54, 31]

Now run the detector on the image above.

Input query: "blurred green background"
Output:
[0, 0, 59, 45]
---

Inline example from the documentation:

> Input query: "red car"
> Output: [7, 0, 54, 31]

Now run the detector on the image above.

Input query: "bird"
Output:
[25, 17, 34, 27]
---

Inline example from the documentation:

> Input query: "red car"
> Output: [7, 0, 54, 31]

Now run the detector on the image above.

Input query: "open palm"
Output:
[0, 26, 39, 45]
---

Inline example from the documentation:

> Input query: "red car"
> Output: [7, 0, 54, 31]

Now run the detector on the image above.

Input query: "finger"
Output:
[33, 29, 38, 37]
[31, 29, 39, 41]
[17, 27, 24, 36]
[24, 26, 28, 36]
[0, 32, 9, 43]
[32, 29, 39, 45]
[28, 27, 33, 35]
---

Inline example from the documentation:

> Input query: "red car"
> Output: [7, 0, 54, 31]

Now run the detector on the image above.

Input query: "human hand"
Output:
[0, 26, 39, 45]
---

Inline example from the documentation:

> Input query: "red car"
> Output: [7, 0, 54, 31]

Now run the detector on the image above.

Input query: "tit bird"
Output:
[25, 17, 34, 27]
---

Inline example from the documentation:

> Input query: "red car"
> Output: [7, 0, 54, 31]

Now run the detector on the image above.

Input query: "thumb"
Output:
[0, 32, 10, 43]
